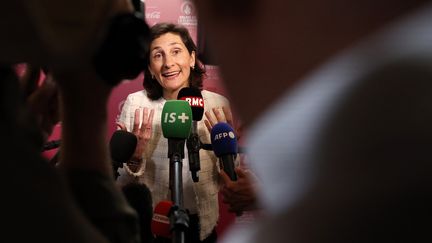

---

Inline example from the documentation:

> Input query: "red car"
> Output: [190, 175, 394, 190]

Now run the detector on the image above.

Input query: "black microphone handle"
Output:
[220, 154, 237, 181]
[188, 151, 200, 182]
[167, 138, 186, 159]
[187, 124, 201, 182]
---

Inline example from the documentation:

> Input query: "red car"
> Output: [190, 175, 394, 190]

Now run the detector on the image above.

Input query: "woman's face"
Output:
[148, 32, 195, 97]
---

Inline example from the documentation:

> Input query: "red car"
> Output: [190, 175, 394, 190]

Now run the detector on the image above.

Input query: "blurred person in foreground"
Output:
[1, 0, 142, 242]
[194, 0, 432, 242]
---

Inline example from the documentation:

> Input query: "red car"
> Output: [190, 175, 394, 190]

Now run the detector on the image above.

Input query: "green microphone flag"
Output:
[161, 100, 192, 139]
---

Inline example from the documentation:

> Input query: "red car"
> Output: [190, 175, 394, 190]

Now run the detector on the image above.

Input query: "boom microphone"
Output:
[151, 200, 173, 239]
[178, 87, 204, 182]
[211, 122, 238, 181]
[109, 130, 137, 179]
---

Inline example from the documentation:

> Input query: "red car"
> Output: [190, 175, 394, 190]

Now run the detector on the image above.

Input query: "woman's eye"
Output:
[153, 53, 162, 59]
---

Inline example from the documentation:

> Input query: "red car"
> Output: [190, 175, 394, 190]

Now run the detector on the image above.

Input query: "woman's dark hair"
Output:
[143, 23, 205, 100]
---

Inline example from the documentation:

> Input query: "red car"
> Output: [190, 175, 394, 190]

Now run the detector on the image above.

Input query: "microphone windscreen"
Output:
[109, 130, 137, 163]
[151, 200, 173, 238]
[161, 100, 192, 139]
[211, 122, 238, 157]
[177, 87, 204, 121]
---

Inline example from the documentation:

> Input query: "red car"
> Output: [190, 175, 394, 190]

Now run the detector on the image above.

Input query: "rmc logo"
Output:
[163, 112, 190, 124]
[181, 97, 204, 108]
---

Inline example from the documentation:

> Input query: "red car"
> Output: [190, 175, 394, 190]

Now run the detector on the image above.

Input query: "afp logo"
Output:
[180, 97, 204, 108]
[214, 131, 236, 141]
[163, 112, 190, 124]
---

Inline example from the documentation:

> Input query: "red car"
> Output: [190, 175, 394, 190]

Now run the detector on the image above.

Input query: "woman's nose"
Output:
[163, 55, 175, 68]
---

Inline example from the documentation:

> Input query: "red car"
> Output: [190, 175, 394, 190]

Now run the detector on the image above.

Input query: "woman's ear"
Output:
[148, 66, 155, 79]
[190, 51, 196, 68]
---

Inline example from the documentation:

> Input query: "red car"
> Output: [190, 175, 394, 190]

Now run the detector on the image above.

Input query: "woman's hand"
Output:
[204, 106, 234, 132]
[117, 107, 154, 164]
[220, 166, 259, 216]
[205, 106, 244, 141]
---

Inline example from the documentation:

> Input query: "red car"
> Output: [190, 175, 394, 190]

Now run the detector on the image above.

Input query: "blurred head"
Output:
[144, 23, 205, 100]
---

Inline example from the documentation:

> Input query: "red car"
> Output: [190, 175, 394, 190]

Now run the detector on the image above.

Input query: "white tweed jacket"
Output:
[117, 89, 229, 240]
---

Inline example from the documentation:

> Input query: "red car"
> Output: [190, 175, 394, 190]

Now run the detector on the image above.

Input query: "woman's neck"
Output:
[163, 86, 189, 100]
[163, 89, 180, 100]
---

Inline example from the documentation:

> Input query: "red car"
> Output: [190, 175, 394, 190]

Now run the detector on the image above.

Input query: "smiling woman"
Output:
[143, 23, 206, 101]
[148, 32, 195, 99]
[116, 22, 236, 243]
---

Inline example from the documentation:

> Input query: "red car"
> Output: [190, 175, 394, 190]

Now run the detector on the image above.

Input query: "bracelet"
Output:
[124, 160, 145, 177]
[124, 161, 144, 177]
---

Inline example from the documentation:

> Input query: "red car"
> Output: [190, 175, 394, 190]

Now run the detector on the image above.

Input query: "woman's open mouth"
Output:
[162, 71, 180, 79]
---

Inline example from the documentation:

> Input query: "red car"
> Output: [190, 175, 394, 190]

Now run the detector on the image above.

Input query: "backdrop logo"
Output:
[146, 11, 161, 19]
[178, 0, 197, 26]
[181, 1, 195, 15]
[145, 6, 161, 21]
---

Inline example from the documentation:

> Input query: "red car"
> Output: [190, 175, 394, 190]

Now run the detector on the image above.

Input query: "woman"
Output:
[117, 22, 232, 243]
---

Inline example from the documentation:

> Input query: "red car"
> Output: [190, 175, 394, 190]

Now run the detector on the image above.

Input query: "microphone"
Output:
[151, 200, 173, 239]
[121, 182, 153, 243]
[211, 122, 238, 181]
[161, 100, 192, 239]
[161, 100, 192, 202]
[178, 87, 204, 182]
[161, 100, 193, 157]
[109, 130, 137, 179]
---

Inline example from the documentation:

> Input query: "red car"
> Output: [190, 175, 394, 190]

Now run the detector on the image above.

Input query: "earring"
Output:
[191, 65, 195, 70]
[151, 74, 155, 79]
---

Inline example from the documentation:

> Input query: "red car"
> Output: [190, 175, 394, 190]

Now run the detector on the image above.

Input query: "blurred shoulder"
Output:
[125, 90, 154, 104]
[127, 90, 147, 99]
[202, 89, 229, 106]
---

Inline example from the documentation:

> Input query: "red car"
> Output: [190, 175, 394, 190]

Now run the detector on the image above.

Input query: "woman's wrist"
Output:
[128, 157, 143, 165]
[124, 158, 145, 176]
[125, 157, 143, 173]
